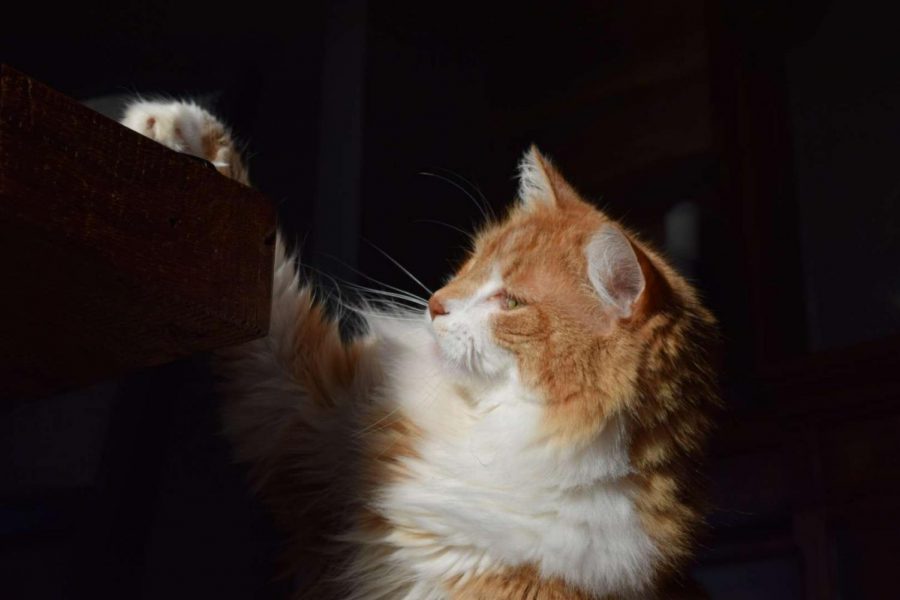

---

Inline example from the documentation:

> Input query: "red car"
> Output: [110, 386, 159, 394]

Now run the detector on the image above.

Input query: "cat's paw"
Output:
[120, 100, 248, 184]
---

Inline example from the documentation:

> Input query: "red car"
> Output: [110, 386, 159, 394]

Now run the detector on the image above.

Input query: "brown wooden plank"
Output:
[0, 65, 276, 400]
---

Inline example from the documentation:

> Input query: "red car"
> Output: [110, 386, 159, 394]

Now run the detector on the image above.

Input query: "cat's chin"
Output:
[428, 337, 469, 380]
[429, 337, 516, 387]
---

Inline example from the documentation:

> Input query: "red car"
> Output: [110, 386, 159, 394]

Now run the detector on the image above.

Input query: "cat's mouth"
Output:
[428, 321, 477, 375]
[427, 334, 445, 364]
[429, 322, 517, 383]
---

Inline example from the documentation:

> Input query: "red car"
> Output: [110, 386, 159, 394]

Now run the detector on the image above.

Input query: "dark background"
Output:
[3, 1, 900, 598]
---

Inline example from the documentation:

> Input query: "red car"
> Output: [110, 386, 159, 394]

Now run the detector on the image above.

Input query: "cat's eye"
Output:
[492, 290, 523, 309]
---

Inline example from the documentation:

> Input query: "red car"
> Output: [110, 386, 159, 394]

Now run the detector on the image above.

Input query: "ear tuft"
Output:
[585, 224, 646, 318]
[517, 145, 557, 209]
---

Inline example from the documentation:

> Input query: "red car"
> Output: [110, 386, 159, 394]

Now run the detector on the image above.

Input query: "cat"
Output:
[121, 100, 719, 599]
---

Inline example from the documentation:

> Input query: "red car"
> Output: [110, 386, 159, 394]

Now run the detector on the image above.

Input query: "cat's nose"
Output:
[428, 296, 448, 320]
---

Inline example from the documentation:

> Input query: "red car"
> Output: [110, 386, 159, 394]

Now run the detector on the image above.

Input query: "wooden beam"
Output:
[0, 65, 276, 400]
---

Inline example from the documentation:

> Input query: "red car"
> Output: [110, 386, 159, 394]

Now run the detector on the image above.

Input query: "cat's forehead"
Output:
[472, 206, 604, 268]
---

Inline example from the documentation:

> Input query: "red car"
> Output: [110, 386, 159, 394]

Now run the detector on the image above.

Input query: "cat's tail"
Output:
[215, 234, 373, 578]
[218, 234, 362, 498]
[119, 98, 366, 578]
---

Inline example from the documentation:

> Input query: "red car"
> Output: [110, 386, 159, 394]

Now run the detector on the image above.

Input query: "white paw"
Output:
[120, 100, 224, 166]
[120, 100, 248, 183]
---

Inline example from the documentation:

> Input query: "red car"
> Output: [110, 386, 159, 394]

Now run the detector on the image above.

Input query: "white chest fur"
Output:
[368, 322, 659, 596]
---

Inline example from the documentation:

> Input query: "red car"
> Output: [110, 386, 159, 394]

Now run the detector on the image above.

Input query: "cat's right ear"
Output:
[517, 146, 558, 210]
[517, 146, 582, 211]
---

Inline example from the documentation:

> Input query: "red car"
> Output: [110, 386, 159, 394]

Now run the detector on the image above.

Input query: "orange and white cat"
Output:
[122, 101, 719, 599]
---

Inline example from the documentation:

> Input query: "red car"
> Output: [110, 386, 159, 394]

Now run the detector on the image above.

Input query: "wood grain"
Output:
[0, 65, 276, 400]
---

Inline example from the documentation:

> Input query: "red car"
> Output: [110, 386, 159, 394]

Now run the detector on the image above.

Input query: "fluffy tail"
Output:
[117, 99, 368, 582]
[216, 235, 369, 575]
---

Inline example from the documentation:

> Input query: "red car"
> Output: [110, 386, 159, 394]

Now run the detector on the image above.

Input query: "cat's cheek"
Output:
[487, 323, 530, 373]
[491, 308, 544, 346]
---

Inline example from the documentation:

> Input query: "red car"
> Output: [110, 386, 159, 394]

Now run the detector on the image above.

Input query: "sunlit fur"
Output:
[121, 100, 249, 184]
[123, 103, 719, 599]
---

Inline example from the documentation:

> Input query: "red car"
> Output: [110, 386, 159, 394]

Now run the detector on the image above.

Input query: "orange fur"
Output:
[428, 155, 720, 595]
[447, 566, 597, 599]
[217, 288, 364, 582]
[448, 566, 709, 600]
[190, 114, 718, 598]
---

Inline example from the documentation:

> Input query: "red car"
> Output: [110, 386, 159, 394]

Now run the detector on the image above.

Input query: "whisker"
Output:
[413, 218, 472, 238]
[294, 260, 346, 306]
[345, 303, 423, 322]
[318, 252, 430, 303]
[353, 405, 404, 437]
[432, 167, 495, 220]
[347, 294, 424, 314]
[419, 171, 490, 223]
[345, 285, 428, 307]
[362, 239, 434, 296]
[339, 279, 427, 304]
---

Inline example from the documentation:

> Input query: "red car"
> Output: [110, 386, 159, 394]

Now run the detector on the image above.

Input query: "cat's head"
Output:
[427, 147, 717, 444]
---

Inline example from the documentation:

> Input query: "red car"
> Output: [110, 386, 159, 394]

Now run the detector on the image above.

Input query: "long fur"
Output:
[121, 102, 719, 599]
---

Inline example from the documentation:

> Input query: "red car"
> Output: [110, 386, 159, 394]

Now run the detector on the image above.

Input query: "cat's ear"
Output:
[585, 224, 646, 318]
[517, 146, 557, 209]
[517, 145, 583, 211]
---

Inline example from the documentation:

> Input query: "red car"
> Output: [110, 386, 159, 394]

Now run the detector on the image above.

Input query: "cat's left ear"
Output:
[517, 146, 579, 210]
[585, 224, 646, 319]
